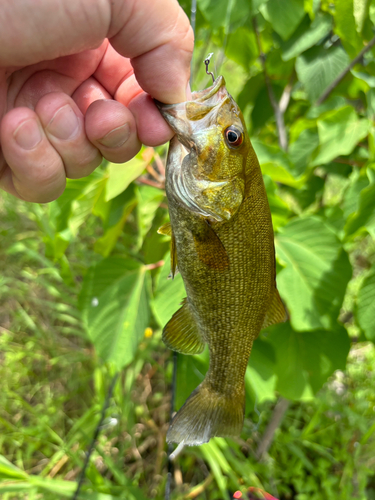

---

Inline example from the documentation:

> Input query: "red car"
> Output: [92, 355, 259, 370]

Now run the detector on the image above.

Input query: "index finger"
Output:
[108, 0, 194, 104]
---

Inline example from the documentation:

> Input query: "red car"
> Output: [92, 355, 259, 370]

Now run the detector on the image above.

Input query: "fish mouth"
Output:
[154, 76, 230, 147]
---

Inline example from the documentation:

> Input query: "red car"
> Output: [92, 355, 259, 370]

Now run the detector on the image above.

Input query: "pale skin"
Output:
[0, 0, 194, 203]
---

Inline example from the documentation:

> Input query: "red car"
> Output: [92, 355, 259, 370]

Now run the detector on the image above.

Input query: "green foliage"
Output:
[2, 0, 375, 498]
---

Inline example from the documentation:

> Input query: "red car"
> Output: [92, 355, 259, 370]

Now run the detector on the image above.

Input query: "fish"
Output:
[155, 75, 287, 446]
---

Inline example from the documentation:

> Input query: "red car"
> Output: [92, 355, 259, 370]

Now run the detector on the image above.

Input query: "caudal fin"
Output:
[167, 383, 245, 445]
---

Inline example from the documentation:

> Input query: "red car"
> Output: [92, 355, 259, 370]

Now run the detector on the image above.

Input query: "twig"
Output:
[253, 19, 289, 151]
[316, 34, 375, 105]
[256, 397, 290, 460]
[71, 372, 119, 500]
[165, 351, 178, 500]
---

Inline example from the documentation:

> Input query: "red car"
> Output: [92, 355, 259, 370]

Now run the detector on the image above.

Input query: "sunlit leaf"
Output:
[280, 12, 332, 61]
[312, 106, 369, 166]
[296, 45, 351, 102]
[356, 265, 375, 342]
[105, 158, 146, 202]
[260, 0, 305, 40]
[265, 322, 350, 399]
[275, 217, 352, 330]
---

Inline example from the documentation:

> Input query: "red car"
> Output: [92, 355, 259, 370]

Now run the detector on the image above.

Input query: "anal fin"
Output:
[261, 288, 288, 330]
[163, 298, 205, 355]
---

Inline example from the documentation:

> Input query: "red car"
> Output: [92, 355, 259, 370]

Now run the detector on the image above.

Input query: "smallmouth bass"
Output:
[156, 76, 287, 446]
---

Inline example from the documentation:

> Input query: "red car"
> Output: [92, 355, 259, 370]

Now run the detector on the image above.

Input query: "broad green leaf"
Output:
[136, 184, 165, 243]
[252, 139, 305, 186]
[176, 350, 209, 409]
[334, 0, 364, 56]
[289, 127, 320, 175]
[353, 0, 370, 32]
[263, 176, 291, 230]
[265, 322, 350, 399]
[79, 257, 149, 369]
[153, 253, 186, 326]
[69, 175, 107, 235]
[356, 265, 375, 342]
[226, 27, 258, 70]
[199, 0, 250, 31]
[312, 106, 369, 166]
[296, 45, 351, 102]
[260, 0, 305, 40]
[105, 158, 146, 201]
[246, 338, 277, 403]
[280, 13, 332, 61]
[345, 167, 375, 238]
[275, 217, 352, 330]
[94, 186, 138, 256]
[261, 162, 305, 187]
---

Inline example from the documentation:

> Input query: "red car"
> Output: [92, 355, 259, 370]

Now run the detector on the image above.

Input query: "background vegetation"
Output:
[1, 0, 375, 498]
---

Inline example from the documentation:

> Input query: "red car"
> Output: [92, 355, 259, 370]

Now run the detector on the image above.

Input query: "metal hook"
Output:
[204, 53, 215, 83]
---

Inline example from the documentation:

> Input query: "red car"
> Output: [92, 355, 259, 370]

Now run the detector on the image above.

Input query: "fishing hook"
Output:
[204, 53, 215, 83]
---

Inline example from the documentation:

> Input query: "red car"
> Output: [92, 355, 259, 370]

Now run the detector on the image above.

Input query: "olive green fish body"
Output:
[156, 77, 286, 445]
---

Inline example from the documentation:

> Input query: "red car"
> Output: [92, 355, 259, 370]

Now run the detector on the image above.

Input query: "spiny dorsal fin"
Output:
[158, 222, 178, 279]
[261, 288, 288, 330]
[163, 298, 205, 355]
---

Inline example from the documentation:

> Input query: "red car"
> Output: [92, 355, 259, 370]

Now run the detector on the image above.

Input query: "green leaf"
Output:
[153, 254, 186, 327]
[345, 167, 375, 238]
[353, 0, 371, 32]
[266, 322, 350, 399]
[275, 217, 352, 330]
[356, 265, 375, 342]
[105, 158, 146, 202]
[260, 0, 305, 40]
[246, 338, 277, 403]
[79, 257, 149, 369]
[199, 0, 250, 31]
[334, 0, 364, 56]
[312, 106, 369, 166]
[296, 45, 351, 102]
[280, 13, 332, 61]
[226, 27, 258, 70]
[252, 139, 305, 187]
[289, 127, 320, 175]
[0, 455, 28, 480]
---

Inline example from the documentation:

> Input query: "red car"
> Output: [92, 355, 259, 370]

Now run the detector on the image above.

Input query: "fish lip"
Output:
[154, 75, 226, 111]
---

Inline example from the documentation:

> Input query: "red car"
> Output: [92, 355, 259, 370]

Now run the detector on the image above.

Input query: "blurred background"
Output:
[1, 0, 375, 499]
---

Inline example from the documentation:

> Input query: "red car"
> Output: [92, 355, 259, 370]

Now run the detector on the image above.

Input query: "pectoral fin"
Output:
[261, 288, 288, 330]
[193, 220, 229, 270]
[158, 222, 178, 279]
[163, 298, 205, 355]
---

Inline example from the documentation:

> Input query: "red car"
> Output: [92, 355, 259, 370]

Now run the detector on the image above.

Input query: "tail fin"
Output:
[167, 382, 245, 445]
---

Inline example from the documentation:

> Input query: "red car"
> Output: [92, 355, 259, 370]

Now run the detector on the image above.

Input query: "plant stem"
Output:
[71, 372, 119, 500]
[256, 397, 290, 460]
[316, 34, 375, 105]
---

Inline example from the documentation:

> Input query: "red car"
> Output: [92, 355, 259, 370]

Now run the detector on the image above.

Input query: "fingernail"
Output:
[47, 105, 79, 140]
[98, 123, 130, 148]
[186, 81, 192, 100]
[14, 119, 42, 150]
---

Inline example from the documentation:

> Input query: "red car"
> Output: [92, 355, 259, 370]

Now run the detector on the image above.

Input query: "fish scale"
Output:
[155, 75, 287, 446]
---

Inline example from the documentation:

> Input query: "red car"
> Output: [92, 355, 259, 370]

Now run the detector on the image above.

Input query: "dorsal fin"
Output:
[261, 288, 288, 330]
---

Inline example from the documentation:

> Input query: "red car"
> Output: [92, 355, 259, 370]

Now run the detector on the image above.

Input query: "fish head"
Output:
[155, 76, 251, 221]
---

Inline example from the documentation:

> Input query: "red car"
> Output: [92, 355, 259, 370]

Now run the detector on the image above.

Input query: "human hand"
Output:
[0, 0, 193, 202]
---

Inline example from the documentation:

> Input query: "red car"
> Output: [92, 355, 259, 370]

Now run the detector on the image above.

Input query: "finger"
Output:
[108, 0, 194, 103]
[72, 76, 112, 114]
[0, 108, 66, 202]
[35, 92, 102, 179]
[127, 93, 173, 146]
[85, 99, 141, 163]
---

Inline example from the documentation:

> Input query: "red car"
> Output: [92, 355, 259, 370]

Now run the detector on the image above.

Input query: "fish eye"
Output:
[224, 126, 243, 148]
